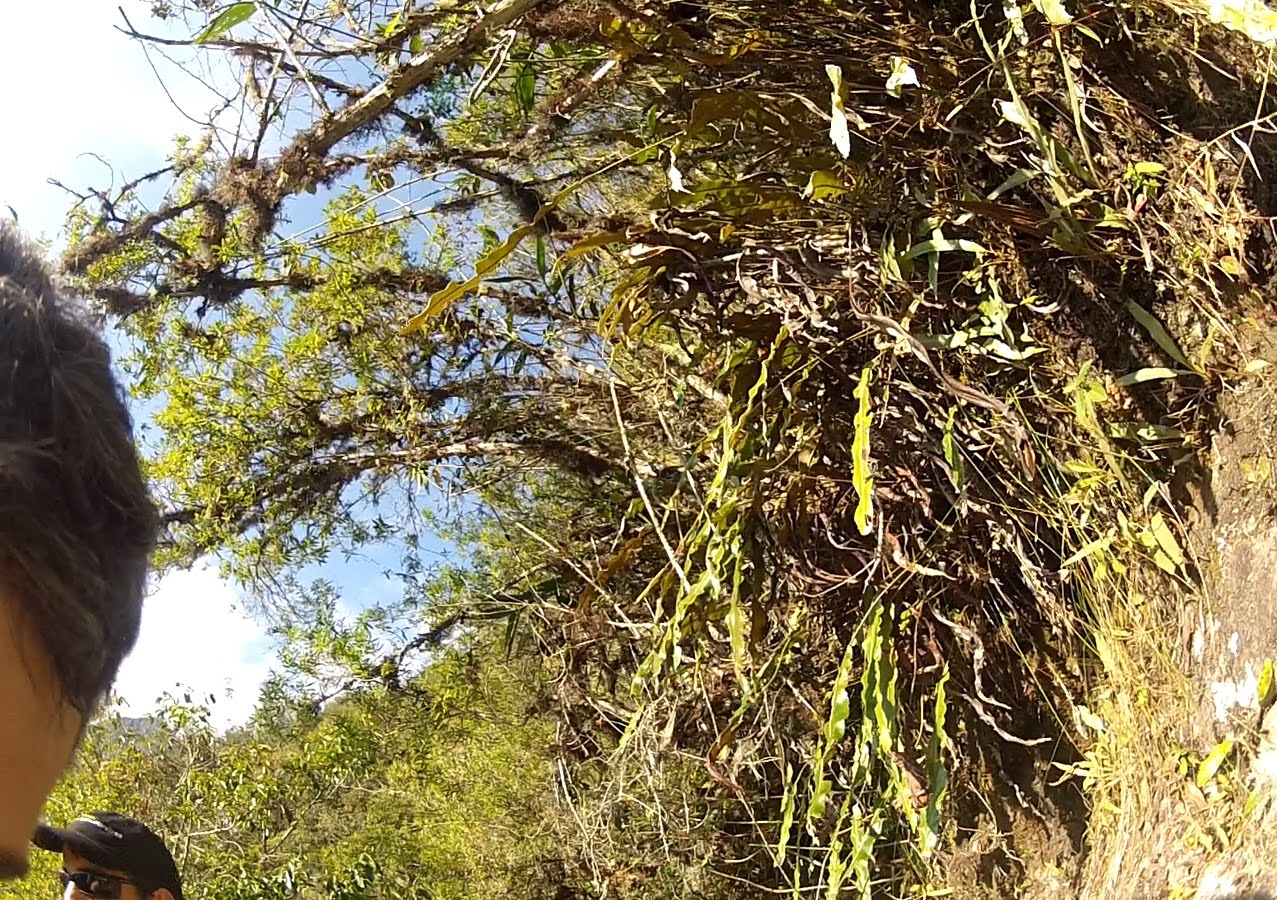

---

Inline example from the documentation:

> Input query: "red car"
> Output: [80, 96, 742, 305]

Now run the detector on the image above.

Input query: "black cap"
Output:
[33, 813, 183, 900]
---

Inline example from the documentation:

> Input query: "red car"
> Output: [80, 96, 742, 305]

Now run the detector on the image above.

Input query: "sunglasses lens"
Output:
[88, 875, 123, 900]
[59, 871, 123, 900]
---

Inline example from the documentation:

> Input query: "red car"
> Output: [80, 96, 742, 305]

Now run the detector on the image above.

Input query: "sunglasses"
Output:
[59, 870, 135, 900]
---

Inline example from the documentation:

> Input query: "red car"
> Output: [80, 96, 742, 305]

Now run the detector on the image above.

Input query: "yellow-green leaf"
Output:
[1115, 367, 1189, 387]
[1032, 0, 1073, 23]
[559, 230, 626, 263]
[1196, 740, 1235, 788]
[1148, 513, 1185, 569]
[1060, 533, 1114, 568]
[405, 224, 534, 331]
[903, 237, 987, 258]
[942, 408, 964, 490]
[726, 554, 748, 684]
[194, 2, 257, 43]
[775, 762, 797, 864]
[802, 169, 846, 201]
[1186, 0, 1277, 44]
[852, 364, 874, 535]
[807, 776, 833, 827]
[1259, 659, 1275, 705]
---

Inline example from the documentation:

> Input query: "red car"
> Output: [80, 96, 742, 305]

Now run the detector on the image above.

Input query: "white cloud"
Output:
[0, 1, 228, 241]
[113, 564, 276, 729]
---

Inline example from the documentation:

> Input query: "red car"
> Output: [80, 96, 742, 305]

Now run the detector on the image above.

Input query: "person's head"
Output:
[34, 814, 182, 900]
[0, 225, 157, 876]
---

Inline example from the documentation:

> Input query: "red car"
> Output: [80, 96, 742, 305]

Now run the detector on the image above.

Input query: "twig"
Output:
[260, 3, 331, 115]
[610, 382, 691, 593]
[512, 520, 609, 599]
[956, 690, 1052, 747]
[932, 610, 1010, 710]
[115, 6, 348, 58]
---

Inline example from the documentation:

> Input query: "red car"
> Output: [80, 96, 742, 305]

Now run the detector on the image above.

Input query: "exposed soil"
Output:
[1178, 356, 1277, 900]
[1070, 316, 1277, 900]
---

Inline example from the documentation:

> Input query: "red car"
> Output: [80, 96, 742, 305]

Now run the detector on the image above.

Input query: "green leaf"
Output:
[477, 224, 501, 256]
[378, 10, 403, 36]
[942, 408, 965, 490]
[861, 601, 897, 753]
[823, 792, 856, 899]
[535, 235, 548, 277]
[1109, 422, 1186, 443]
[807, 775, 833, 826]
[194, 2, 257, 43]
[1060, 533, 1114, 568]
[1126, 299, 1199, 373]
[407, 175, 572, 330]
[988, 168, 1038, 200]
[774, 762, 797, 864]
[985, 339, 1046, 361]
[808, 631, 858, 831]
[515, 63, 536, 115]
[999, 96, 1035, 130]
[903, 237, 987, 259]
[918, 664, 950, 857]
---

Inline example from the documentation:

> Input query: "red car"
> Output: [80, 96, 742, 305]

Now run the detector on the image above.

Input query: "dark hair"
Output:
[0, 224, 157, 717]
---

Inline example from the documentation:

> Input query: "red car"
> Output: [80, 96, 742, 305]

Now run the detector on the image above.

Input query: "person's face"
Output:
[59, 850, 144, 900]
[0, 589, 83, 878]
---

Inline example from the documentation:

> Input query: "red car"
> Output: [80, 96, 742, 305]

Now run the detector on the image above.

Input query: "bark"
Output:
[67, 0, 550, 298]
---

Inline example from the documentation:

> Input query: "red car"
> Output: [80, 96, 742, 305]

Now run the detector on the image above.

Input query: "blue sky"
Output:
[0, 1, 421, 727]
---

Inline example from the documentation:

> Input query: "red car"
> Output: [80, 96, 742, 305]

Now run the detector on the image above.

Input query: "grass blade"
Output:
[1126, 299, 1200, 373]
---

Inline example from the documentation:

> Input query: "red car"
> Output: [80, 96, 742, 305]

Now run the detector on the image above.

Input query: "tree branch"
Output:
[275, 0, 546, 186]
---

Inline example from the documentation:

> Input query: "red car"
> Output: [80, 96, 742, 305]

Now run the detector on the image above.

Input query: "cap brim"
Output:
[32, 826, 65, 852]
[31, 826, 115, 867]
